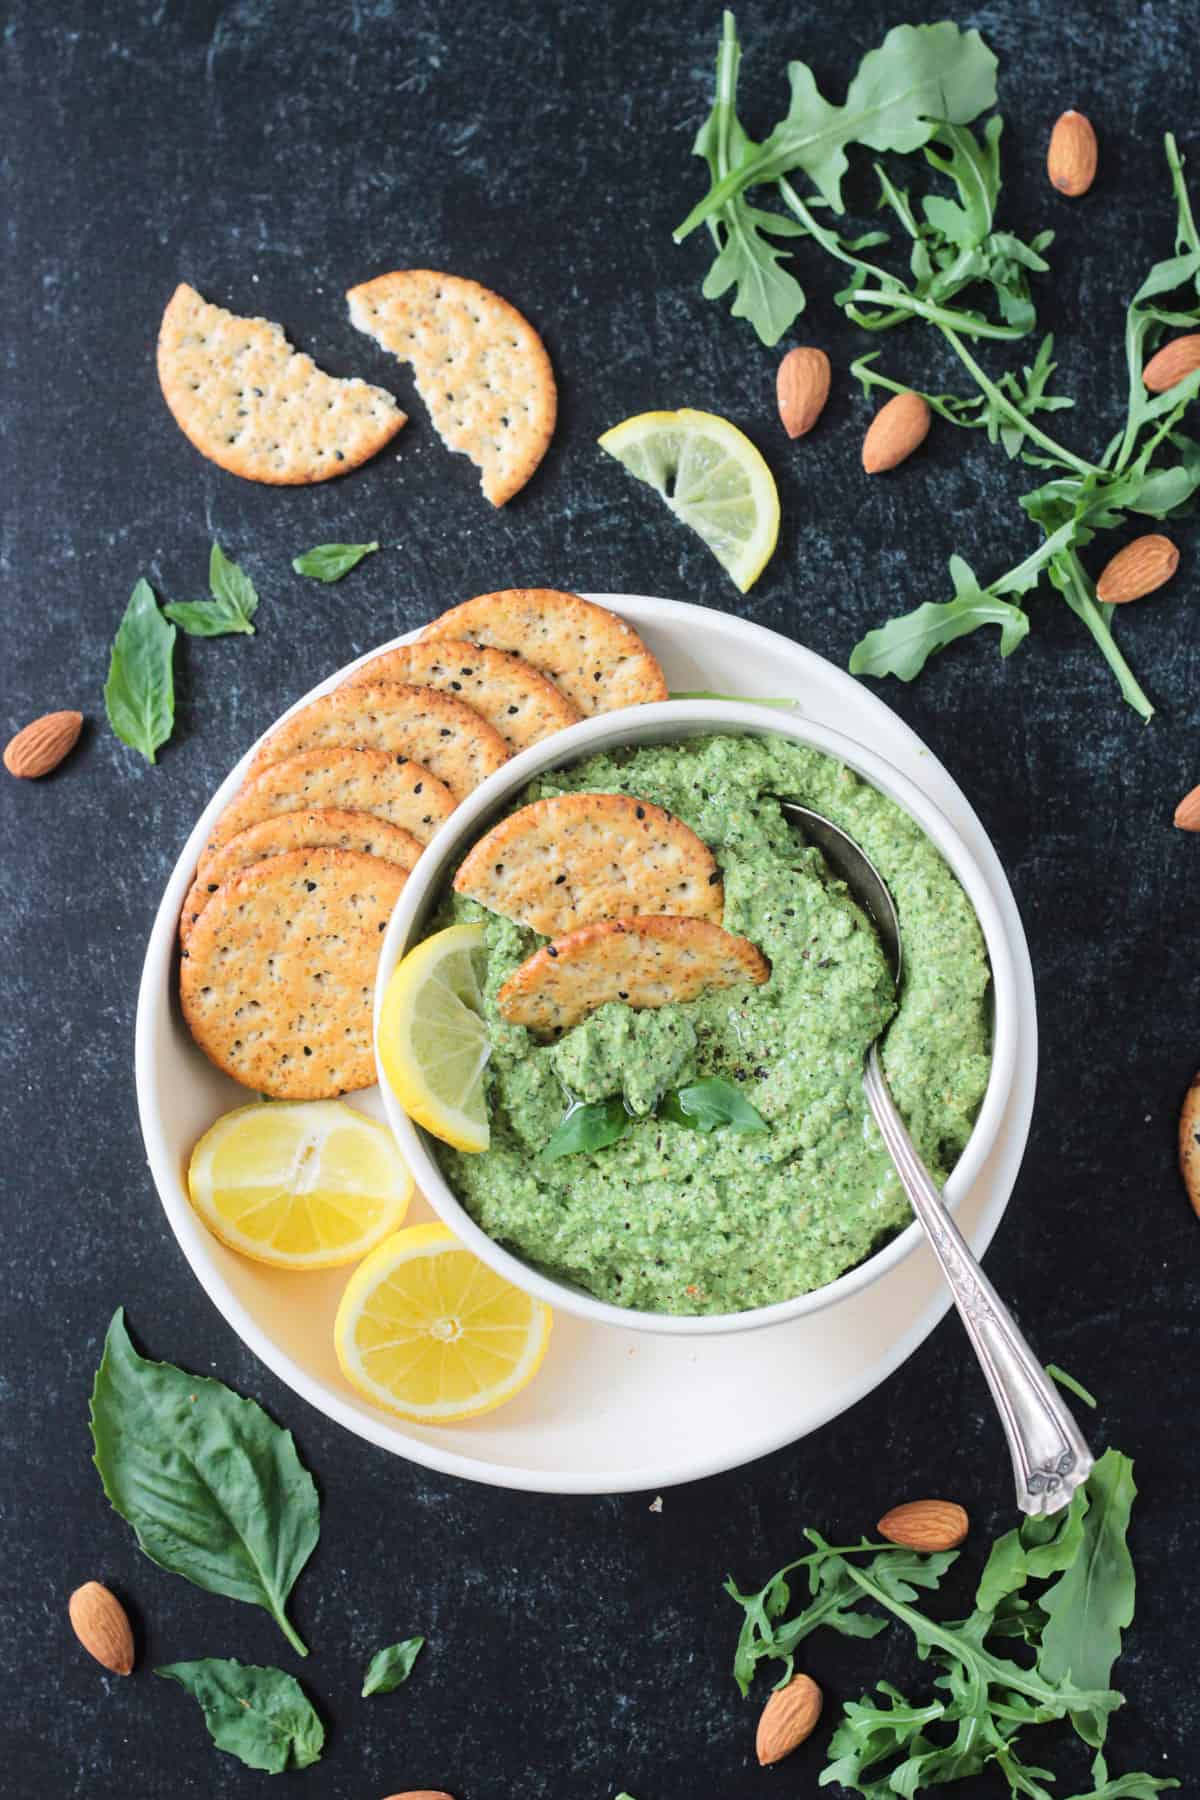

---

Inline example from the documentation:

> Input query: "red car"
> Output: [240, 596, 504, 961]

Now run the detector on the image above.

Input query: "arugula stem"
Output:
[1056, 550, 1155, 722]
[1166, 132, 1200, 258]
[938, 327, 1100, 474]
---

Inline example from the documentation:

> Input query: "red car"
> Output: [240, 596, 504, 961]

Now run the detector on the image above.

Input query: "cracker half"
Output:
[1182, 1072, 1200, 1218]
[200, 747, 456, 880]
[420, 588, 667, 715]
[157, 283, 405, 484]
[180, 847, 408, 1098]
[246, 681, 509, 799]
[342, 640, 579, 753]
[498, 916, 770, 1035]
[347, 270, 555, 505]
[181, 808, 423, 945]
[453, 793, 723, 934]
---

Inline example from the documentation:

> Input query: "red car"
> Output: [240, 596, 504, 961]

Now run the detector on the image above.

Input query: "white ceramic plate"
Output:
[135, 594, 1037, 1494]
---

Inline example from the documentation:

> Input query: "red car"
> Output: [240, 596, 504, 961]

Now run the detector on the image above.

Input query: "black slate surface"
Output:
[2, 1, 1198, 1794]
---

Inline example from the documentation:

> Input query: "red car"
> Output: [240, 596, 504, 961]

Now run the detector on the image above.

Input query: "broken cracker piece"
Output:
[158, 282, 405, 483]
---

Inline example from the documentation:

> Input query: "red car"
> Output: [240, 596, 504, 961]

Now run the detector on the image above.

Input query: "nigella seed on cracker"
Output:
[157, 283, 405, 483]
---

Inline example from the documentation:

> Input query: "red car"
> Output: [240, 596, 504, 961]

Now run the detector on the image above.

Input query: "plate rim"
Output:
[134, 592, 1037, 1493]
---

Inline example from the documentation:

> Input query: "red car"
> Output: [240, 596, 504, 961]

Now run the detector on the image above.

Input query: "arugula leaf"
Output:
[157, 1660, 323, 1773]
[975, 1484, 1089, 1613]
[542, 1096, 630, 1161]
[668, 689, 796, 708]
[165, 542, 258, 636]
[293, 540, 380, 582]
[362, 1635, 425, 1697]
[104, 578, 176, 763]
[850, 554, 1030, 681]
[1038, 1450, 1137, 1748]
[1047, 1364, 1099, 1409]
[90, 1309, 319, 1655]
[660, 1077, 768, 1135]
[677, 18, 997, 231]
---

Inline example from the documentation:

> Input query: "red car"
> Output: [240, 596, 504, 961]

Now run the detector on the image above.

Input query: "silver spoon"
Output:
[782, 802, 1094, 1516]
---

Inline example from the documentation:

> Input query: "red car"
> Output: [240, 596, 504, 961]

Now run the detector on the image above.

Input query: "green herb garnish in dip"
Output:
[436, 734, 992, 1315]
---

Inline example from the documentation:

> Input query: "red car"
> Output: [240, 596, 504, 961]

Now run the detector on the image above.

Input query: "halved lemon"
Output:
[334, 1222, 553, 1423]
[187, 1100, 412, 1270]
[598, 407, 780, 593]
[378, 923, 491, 1152]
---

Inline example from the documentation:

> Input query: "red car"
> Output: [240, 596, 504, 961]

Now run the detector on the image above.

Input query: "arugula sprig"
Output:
[676, 15, 1041, 346]
[850, 139, 1200, 719]
[727, 1451, 1177, 1800]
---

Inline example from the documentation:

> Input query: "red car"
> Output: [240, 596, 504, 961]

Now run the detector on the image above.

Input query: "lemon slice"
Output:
[334, 1222, 553, 1423]
[598, 407, 780, 593]
[187, 1100, 412, 1270]
[378, 923, 491, 1152]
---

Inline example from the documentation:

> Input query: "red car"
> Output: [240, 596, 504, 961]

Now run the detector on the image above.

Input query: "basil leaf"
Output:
[292, 540, 380, 582]
[90, 1309, 319, 1655]
[104, 578, 176, 763]
[157, 1660, 323, 1773]
[166, 543, 258, 635]
[542, 1096, 630, 1161]
[362, 1635, 425, 1697]
[1037, 1449, 1137, 1748]
[661, 1078, 768, 1135]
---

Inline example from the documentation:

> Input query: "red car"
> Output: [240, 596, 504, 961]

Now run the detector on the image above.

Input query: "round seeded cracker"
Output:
[453, 792, 723, 934]
[180, 847, 408, 1099]
[181, 808, 423, 945]
[498, 916, 770, 1036]
[419, 588, 668, 715]
[341, 640, 579, 752]
[200, 748, 456, 880]
[245, 681, 509, 799]
[346, 270, 556, 506]
[158, 283, 405, 484]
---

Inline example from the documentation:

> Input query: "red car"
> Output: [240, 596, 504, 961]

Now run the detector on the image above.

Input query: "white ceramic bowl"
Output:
[376, 698, 1019, 1337]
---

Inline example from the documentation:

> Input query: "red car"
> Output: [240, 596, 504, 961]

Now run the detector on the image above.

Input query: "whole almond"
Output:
[1143, 333, 1200, 393]
[756, 1671, 823, 1765]
[68, 1581, 134, 1675]
[1095, 533, 1179, 604]
[862, 391, 930, 474]
[1175, 783, 1200, 831]
[1047, 110, 1098, 196]
[4, 709, 83, 779]
[877, 1499, 969, 1552]
[777, 346, 831, 438]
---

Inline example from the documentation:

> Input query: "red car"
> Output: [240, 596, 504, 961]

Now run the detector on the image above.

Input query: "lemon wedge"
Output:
[378, 922, 491, 1152]
[334, 1222, 553, 1423]
[598, 407, 780, 592]
[187, 1100, 412, 1270]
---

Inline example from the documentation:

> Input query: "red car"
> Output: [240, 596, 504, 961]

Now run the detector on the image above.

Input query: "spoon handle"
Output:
[863, 1046, 1094, 1515]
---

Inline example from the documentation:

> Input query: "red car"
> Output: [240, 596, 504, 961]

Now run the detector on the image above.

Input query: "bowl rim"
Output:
[375, 697, 1019, 1336]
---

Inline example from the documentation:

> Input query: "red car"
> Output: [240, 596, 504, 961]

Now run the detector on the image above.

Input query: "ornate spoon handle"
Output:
[864, 1046, 1093, 1515]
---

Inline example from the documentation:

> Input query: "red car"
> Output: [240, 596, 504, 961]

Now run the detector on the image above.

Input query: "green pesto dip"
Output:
[436, 734, 991, 1315]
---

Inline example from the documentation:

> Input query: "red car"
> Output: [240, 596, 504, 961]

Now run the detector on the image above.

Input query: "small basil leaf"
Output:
[208, 541, 260, 627]
[542, 1096, 630, 1161]
[104, 578, 176, 763]
[161, 598, 247, 637]
[662, 1078, 768, 1135]
[90, 1309, 319, 1655]
[362, 1635, 425, 1697]
[156, 1660, 324, 1773]
[292, 541, 380, 582]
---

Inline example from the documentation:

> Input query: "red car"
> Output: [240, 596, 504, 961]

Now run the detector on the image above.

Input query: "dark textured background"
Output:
[2, 1, 1198, 1794]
